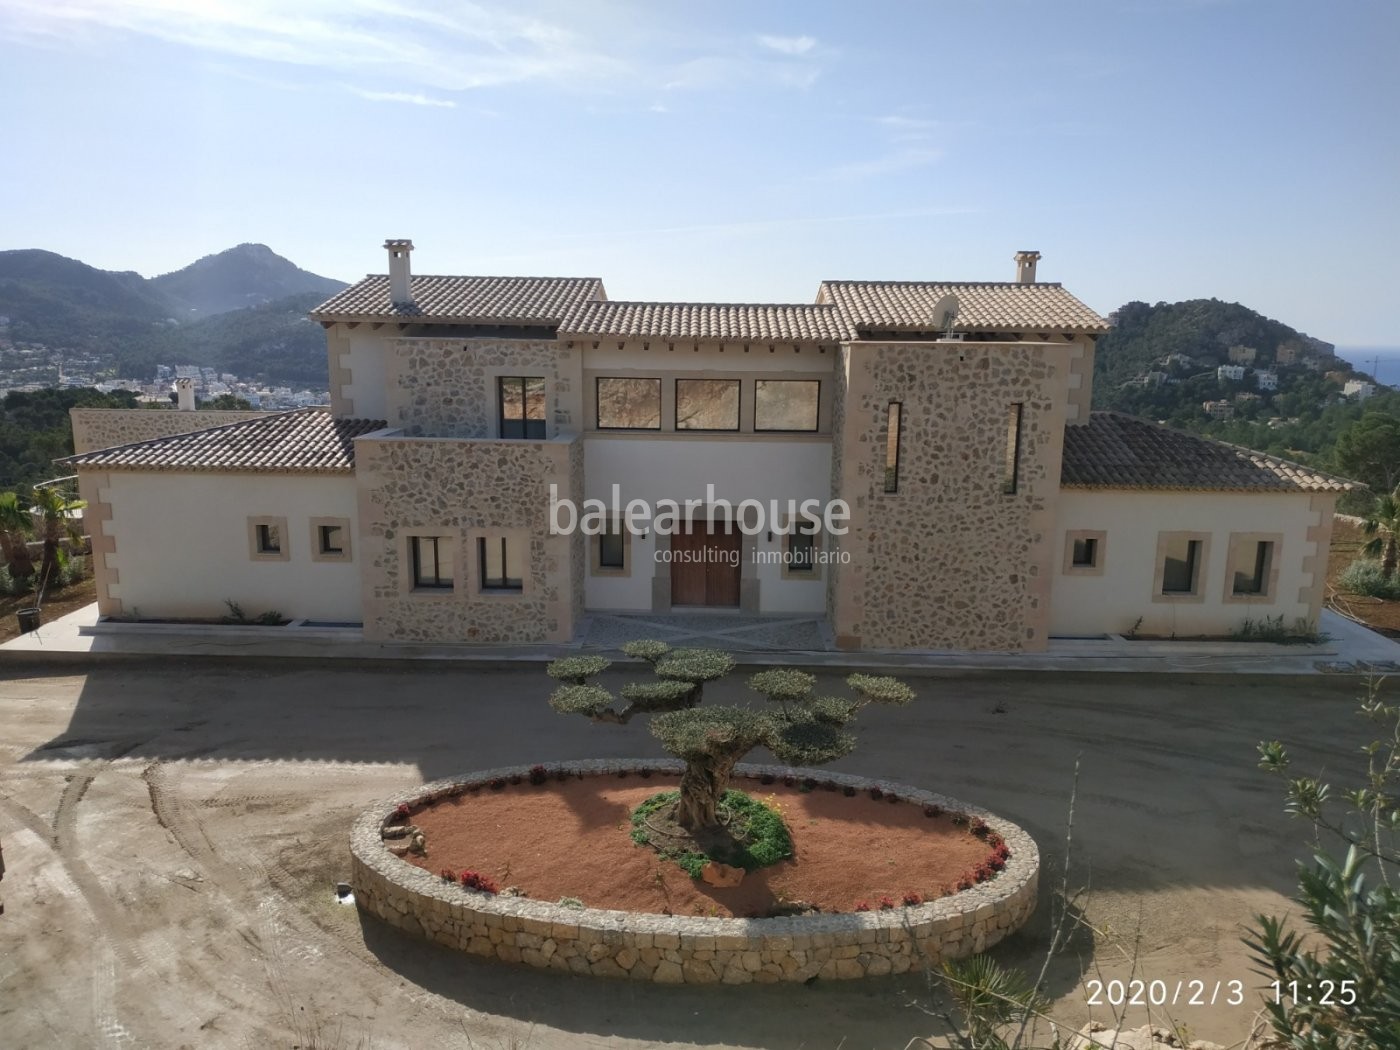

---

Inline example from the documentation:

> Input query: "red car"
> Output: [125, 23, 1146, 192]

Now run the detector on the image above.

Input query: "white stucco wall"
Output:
[1050, 489, 1326, 638]
[101, 472, 362, 621]
[581, 435, 832, 613]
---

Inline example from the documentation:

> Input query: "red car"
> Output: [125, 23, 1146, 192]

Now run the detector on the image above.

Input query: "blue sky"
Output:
[1, 0, 1396, 346]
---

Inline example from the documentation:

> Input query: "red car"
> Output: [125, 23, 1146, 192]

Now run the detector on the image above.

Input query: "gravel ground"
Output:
[0, 660, 1378, 1049]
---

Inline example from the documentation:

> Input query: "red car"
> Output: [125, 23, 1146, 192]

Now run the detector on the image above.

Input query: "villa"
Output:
[62, 242, 1352, 651]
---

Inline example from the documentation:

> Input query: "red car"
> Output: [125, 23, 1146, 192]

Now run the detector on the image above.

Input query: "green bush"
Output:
[630, 789, 793, 874]
[1338, 558, 1400, 600]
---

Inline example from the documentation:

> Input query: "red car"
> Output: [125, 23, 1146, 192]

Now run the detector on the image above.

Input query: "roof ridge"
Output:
[820, 279, 1066, 288]
[356, 273, 604, 283]
[572, 300, 840, 310]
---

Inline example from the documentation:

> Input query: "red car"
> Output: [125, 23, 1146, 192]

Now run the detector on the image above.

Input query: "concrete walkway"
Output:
[4, 602, 1399, 674]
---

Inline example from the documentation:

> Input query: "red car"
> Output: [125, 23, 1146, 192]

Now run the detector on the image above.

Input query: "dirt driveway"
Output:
[0, 661, 1378, 1049]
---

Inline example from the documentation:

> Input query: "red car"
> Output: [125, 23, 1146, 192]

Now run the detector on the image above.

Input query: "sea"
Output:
[1334, 346, 1400, 389]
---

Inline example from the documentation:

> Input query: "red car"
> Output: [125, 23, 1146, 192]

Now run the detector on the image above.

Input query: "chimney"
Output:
[385, 239, 415, 307]
[175, 378, 196, 412]
[1014, 250, 1041, 284]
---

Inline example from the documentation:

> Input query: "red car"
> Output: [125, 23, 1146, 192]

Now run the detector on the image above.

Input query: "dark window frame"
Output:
[411, 536, 453, 589]
[1002, 403, 1024, 495]
[883, 402, 903, 493]
[595, 376, 663, 431]
[497, 376, 547, 439]
[1071, 536, 1097, 568]
[753, 379, 821, 433]
[675, 378, 742, 432]
[318, 523, 344, 556]
[478, 536, 524, 592]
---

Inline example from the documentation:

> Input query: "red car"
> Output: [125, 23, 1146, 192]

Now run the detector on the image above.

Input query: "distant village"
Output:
[0, 315, 329, 409]
[1127, 339, 1380, 424]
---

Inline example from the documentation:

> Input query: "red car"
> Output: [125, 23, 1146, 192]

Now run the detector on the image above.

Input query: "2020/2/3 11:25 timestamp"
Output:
[1271, 980, 1357, 1006]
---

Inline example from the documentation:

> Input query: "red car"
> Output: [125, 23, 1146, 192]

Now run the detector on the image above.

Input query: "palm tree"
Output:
[1362, 484, 1400, 582]
[30, 486, 86, 600]
[0, 490, 36, 587]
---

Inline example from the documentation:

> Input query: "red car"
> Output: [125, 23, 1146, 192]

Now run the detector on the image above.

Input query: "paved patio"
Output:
[578, 612, 832, 651]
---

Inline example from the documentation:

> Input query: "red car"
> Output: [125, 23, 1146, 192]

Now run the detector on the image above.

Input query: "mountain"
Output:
[149, 243, 345, 319]
[0, 244, 346, 384]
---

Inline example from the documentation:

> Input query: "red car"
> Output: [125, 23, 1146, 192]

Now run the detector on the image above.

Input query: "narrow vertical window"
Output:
[1002, 403, 1024, 495]
[598, 526, 625, 569]
[1161, 538, 1201, 595]
[411, 536, 453, 589]
[1233, 541, 1274, 596]
[787, 519, 818, 573]
[883, 402, 902, 493]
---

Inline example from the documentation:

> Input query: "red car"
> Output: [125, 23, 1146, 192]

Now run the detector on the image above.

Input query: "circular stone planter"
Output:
[350, 760, 1039, 984]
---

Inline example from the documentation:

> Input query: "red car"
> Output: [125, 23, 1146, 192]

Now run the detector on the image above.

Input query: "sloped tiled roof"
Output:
[818, 280, 1111, 333]
[310, 275, 605, 324]
[1062, 412, 1355, 492]
[62, 409, 387, 474]
[560, 300, 850, 342]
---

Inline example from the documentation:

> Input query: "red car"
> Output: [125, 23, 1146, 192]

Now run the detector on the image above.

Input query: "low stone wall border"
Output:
[350, 760, 1040, 983]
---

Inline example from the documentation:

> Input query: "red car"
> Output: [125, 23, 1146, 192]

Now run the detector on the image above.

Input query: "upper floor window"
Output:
[478, 535, 524, 592]
[883, 402, 902, 493]
[1002, 403, 1024, 495]
[597, 377, 662, 430]
[755, 380, 820, 432]
[498, 376, 546, 439]
[676, 379, 740, 431]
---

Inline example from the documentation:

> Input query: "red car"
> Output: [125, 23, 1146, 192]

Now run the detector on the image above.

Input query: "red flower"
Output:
[902, 891, 923, 906]
[458, 870, 500, 894]
[877, 895, 896, 910]
[853, 899, 871, 912]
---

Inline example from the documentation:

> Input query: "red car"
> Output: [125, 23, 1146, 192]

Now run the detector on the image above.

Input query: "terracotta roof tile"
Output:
[818, 280, 1110, 333]
[559, 300, 850, 341]
[62, 409, 386, 474]
[1062, 412, 1356, 492]
[310, 275, 605, 324]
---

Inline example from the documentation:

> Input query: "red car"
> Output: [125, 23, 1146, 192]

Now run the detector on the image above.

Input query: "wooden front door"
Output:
[671, 521, 741, 607]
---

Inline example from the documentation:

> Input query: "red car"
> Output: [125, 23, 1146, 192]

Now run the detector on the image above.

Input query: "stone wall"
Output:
[829, 341, 1071, 651]
[350, 761, 1040, 984]
[354, 432, 581, 644]
[385, 338, 581, 438]
[70, 408, 270, 454]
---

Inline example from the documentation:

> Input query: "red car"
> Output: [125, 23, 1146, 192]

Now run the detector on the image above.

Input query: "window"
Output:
[787, 519, 817, 573]
[498, 376, 546, 439]
[1161, 537, 1202, 595]
[310, 516, 352, 563]
[411, 536, 454, 589]
[318, 525, 344, 555]
[599, 528, 625, 569]
[884, 402, 902, 493]
[1225, 534, 1281, 601]
[676, 379, 740, 431]
[478, 536, 523, 592]
[754, 380, 820, 432]
[596, 377, 662, 430]
[1002, 403, 1024, 495]
[1062, 530, 1106, 576]
[247, 516, 289, 561]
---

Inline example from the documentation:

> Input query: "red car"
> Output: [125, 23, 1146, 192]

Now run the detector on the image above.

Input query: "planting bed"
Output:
[351, 760, 1040, 984]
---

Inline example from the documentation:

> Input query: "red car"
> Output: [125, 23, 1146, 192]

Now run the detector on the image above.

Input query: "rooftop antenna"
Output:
[932, 293, 960, 340]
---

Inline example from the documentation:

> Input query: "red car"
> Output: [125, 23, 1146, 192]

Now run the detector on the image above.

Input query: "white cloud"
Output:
[344, 87, 457, 108]
[756, 34, 816, 56]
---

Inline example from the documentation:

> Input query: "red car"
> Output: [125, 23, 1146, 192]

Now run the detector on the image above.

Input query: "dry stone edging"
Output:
[350, 760, 1040, 983]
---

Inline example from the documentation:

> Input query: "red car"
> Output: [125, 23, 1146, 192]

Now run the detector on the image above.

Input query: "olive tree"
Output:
[547, 641, 914, 832]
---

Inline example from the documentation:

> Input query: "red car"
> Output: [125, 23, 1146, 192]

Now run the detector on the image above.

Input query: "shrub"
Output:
[782, 774, 796, 788]
[800, 777, 817, 793]
[488, 778, 506, 791]
[439, 868, 457, 882]
[923, 803, 944, 818]
[842, 785, 857, 797]
[759, 773, 776, 785]
[1338, 557, 1400, 600]
[902, 891, 923, 906]
[853, 900, 870, 912]
[878, 895, 896, 910]
[528, 764, 548, 785]
[885, 792, 899, 804]
[868, 786, 884, 801]
[951, 812, 969, 827]
[393, 803, 411, 821]
[458, 870, 499, 894]
[545, 655, 612, 684]
[970, 817, 989, 838]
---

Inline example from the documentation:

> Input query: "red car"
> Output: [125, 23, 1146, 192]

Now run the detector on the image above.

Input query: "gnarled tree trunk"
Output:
[1384, 535, 1397, 581]
[675, 755, 739, 831]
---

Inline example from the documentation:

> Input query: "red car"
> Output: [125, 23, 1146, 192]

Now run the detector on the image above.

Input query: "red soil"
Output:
[403, 777, 998, 918]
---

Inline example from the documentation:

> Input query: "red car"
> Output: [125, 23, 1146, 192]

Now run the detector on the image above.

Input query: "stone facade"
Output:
[351, 761, 1040, 984]
[385, 338, 580, 438]
[354, 431, 581, 643]
[69, 408, 269, 454]
[829, 341, 1071, 651]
